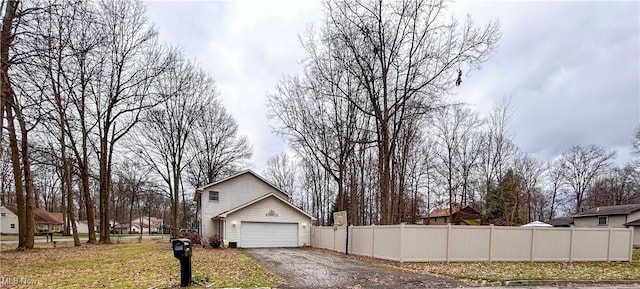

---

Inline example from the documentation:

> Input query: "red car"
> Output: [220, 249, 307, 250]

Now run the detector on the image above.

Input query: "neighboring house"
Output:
[194, 170, 315, 248]
[422, 205, 482, 225]
[1, 205, 19, 234]
[0, 205, 62, 233]
[573, 204, 640, 248]
[131, 216, 162, 234]
[547, 216, 574, 227]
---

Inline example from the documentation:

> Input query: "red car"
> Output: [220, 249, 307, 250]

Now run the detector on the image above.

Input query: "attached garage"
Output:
[240, 222, 298, 248]
[218, 192, 314, 248]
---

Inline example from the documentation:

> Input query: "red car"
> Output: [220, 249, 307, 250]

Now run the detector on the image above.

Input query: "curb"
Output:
[505, 280, 640, 286]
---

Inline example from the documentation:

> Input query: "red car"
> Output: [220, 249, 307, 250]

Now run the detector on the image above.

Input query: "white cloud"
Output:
[145, 0, 639, 169]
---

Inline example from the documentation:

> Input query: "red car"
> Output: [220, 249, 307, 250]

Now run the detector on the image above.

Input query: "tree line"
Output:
[1, 0, 250, 250]
[265, 0, 640, 226]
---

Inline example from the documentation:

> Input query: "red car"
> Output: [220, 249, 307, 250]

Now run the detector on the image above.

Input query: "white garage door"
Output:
[240, 222, 298, 248]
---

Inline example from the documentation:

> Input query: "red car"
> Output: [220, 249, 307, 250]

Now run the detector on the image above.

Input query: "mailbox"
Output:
[172, 238, 192, 287]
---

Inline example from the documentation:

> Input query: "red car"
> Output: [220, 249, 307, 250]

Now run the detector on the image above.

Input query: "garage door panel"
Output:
[241, 222, 298, 248]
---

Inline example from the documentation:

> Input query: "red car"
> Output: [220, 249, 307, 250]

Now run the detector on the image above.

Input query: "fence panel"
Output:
[491, 226, 532, 261]
[350, 226, 373, 257]
[533, 228, 571, 261]
[450, 226, 491, 261]
[311, 224, 633, 263]
[372, 225, 401, 261]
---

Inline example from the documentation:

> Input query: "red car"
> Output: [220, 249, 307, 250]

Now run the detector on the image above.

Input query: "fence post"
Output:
[530, 227, 536, 262]
[446, 223, 451, 263]
[569, 226, 574, 263]
[400, 223, 405, 263]
[630, 226, 635, 263]
[607, 227, 613, 262]
[371, 225, 375, 258]
[333, 226, 336, 251]
[489, 224, 494, 262]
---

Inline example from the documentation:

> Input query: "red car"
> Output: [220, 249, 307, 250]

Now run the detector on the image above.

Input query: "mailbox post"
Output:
[172, 238, 192, 287]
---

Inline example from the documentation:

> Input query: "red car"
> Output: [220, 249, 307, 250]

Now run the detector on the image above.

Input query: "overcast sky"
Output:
[145, 0, 640, 171]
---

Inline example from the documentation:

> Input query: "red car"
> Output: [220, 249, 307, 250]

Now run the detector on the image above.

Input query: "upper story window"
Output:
[598, 216, 608, 226]
[1, 212, 5, 216]
[209, 191, 219, 202]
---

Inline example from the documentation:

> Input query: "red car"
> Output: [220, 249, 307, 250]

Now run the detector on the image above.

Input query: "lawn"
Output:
[0, 240, 282, 288]
[380, 249, 640, 286]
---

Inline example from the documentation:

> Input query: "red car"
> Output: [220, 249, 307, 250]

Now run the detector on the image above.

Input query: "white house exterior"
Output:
[1, 205, 19, 234]
[195, 170, 315, 248]
[131, 216, 162, 234]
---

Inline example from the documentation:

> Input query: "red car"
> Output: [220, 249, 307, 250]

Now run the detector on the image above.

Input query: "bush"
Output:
[177, 232, 201, 244]
[207, 234, 221, 248]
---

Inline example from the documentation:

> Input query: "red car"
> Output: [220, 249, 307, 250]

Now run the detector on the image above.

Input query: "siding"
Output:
[574, 215, 627, 228]
[0, 206, 18, 234]
[225, 196, 311, 247]
[199, 173, 288, 238]
[628, 210, 640, 223]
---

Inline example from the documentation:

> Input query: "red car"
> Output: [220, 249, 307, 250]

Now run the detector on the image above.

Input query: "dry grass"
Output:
[0, 240, 282, 288]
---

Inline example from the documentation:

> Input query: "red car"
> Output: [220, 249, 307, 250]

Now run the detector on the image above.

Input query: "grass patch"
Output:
[383, 249, 640, 286]
[0, 241, 282, 288]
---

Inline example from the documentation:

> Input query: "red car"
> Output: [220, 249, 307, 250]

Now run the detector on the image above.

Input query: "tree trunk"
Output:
[5, 101, 26, 249]
[17, 101, 35, 249]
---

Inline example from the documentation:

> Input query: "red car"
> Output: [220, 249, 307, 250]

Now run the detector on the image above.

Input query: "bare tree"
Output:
[263, 152, 298, 197]
[513, 152, 544, 222]
[91, 0, 169, 243]
[559, 144, 615, 213]
[135, 54, 215, 237]
[544, 159, 565, 220]
[432, 105, 482, 222]
[186, 100, 252, 188]
[323, 0, 499, 224]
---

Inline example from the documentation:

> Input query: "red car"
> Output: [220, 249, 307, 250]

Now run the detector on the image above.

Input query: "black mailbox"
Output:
[172, 238, 192, 287]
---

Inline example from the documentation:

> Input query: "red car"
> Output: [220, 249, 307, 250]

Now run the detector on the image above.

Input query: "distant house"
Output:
[131, 216, 163, 234]
[0, 205, 62, 234]
[547, 216, 574, 227]
[573, 204, 640, 248]
[422, 205, 482, 225]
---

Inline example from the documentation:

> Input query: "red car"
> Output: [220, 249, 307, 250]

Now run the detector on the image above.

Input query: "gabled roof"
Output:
[50, 212, 64, 224]
[426, 207, 461, 218]
[573, 204, 640, 217]
[215, 192, 316, 220]
[3, 205, 62, 225]
[424, 205, 480, 219]
[194, 169, 290, 201]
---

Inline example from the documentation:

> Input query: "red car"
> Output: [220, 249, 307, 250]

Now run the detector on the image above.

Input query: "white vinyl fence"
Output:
[311, 224, 634, 262]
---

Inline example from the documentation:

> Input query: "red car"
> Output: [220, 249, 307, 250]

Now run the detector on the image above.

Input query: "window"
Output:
[1, 212, 5, 216]
[598, 216, 608, 226]
[10, 224, 15, 229]
[209, 191, 219, 202]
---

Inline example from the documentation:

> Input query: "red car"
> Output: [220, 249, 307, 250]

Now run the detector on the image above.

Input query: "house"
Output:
[573, 204, 640, 247]
[194, 170, 315, 248]
[547, 216, 574, 227]
[422, 205, 482, 225]
[0, 205, 62, 234]
[130, 216, 162, 234]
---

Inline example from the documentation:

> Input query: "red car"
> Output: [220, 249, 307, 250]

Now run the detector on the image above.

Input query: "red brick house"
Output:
[423, 205, 482, 225]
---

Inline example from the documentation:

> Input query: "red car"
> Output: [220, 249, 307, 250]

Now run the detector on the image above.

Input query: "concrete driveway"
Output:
[243, 248, 458, 289]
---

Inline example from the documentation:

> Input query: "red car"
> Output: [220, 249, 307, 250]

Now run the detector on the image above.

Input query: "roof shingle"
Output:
[573, 204, 640, 217]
